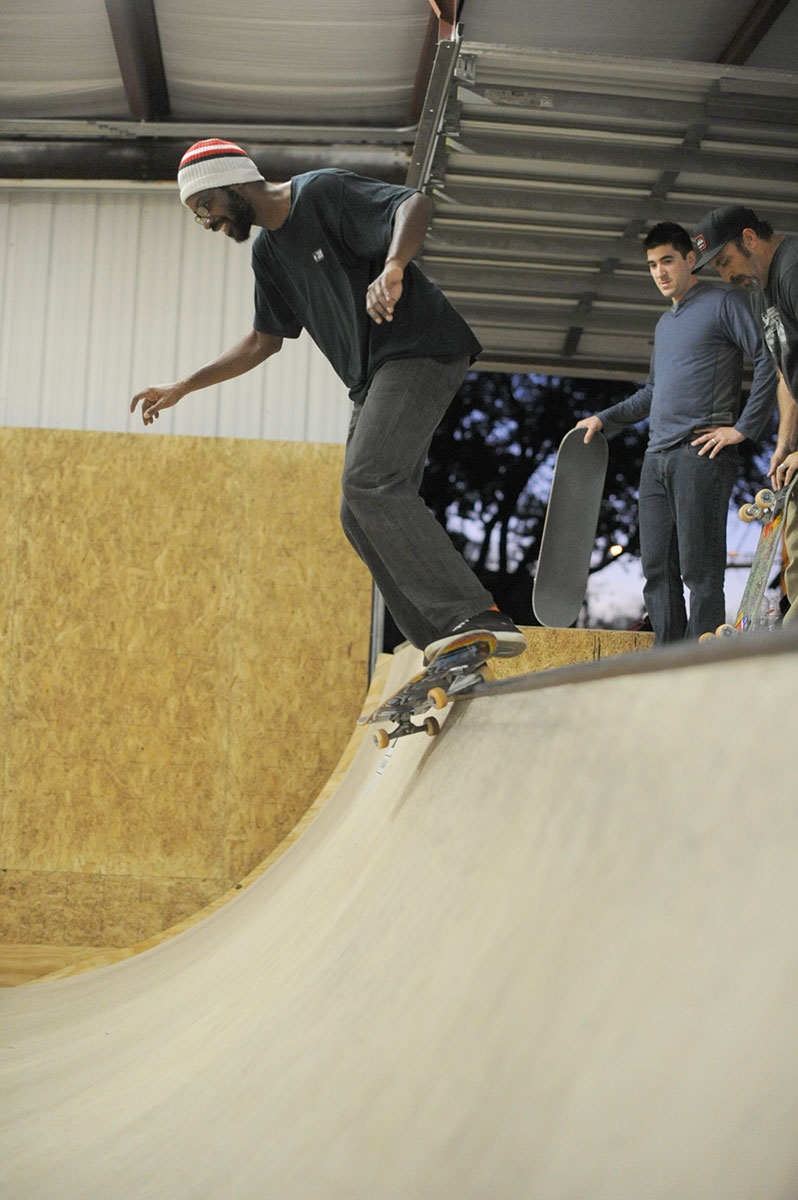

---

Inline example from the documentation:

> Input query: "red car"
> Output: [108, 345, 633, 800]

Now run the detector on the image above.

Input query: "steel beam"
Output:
[0, 140, 411, 184]
[718, 0, 792, 64]
[104, 0, 169, 122]
[406, 26, 463, 189]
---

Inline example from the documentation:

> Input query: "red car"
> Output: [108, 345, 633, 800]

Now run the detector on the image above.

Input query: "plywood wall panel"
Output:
[0, 427, 371, 958]
[489, 627, 654, 679]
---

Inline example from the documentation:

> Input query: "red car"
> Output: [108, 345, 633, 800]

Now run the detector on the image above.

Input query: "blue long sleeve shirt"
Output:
[596, 282, 777, 452]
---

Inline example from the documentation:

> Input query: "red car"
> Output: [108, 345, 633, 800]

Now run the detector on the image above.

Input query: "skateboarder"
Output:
[692, 203, 798, 626]
[131, 139, 526, 660]
[575, 221, 776, 642]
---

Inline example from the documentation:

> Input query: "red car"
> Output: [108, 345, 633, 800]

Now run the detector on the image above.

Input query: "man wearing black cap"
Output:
[131, 139, 526, 660]
[693, 203, 798, 626]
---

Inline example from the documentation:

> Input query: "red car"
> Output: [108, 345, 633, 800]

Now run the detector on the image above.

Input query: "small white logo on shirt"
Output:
[313, 248, 325, 263]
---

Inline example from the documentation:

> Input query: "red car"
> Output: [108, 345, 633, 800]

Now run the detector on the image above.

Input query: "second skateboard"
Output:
[532, 427, 608, 627]
[706, 478, 796, 637]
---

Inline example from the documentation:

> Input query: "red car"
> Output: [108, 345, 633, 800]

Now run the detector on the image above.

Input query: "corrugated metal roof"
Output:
[2, 0, 798, 380]
[0, 0, 431, 125]
[418, 37, 798, 378]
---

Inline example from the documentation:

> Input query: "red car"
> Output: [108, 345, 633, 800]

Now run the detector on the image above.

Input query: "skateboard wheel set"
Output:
[702, 479, 795, 639]
[738, 488, 776, 524]
[360, 632, 498, 747]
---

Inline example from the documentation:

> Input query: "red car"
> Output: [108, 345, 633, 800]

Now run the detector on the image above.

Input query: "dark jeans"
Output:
[639, 442, 737, 642]
[340, 355, 493, 650]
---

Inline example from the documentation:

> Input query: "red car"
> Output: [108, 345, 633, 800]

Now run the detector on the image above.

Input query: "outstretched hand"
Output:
[366, 262, 404, 324]
[130, 383, 186, 426]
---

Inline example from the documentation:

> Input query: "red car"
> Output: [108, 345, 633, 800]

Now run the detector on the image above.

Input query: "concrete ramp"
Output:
[2, 637, 797, 1199]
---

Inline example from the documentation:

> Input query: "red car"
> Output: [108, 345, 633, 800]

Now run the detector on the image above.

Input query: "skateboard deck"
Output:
[532, 427, 608, 627]
[359, 631, 498, 749]
[706, 478, 797, 638]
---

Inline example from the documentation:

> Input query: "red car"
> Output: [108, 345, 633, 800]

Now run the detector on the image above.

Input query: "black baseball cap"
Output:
[692, 204, 761, 272]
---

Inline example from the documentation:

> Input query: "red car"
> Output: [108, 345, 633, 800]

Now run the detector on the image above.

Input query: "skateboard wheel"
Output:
[698, 631, 716, 643]
[427, 686, 448, 711]
[755, 488, 776, 509]
[423, 716, 440, 738]
[715, 623, 736, 637]
[373, 728, 390, 750]
[738, 503, 758, 523]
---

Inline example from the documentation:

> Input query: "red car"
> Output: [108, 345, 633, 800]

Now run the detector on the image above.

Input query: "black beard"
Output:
[220, 188, 256, 242]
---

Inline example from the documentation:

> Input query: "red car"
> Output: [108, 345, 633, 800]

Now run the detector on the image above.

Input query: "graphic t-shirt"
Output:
[749, 236, 798, 401]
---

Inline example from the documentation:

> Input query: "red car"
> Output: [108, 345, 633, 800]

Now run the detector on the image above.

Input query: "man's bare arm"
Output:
[131, 329, 283, 426]
[770, 372, 798, 485]
[366, 192, 432, 325]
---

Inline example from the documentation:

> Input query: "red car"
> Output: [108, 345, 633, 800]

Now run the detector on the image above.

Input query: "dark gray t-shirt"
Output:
[596, 282, 776, 452]
[251, 169, 481, 402]
[749, 235, 798, 401]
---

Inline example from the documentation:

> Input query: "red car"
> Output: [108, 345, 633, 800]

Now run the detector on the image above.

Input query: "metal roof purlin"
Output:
[415, 40, 798, 379]
[406, 20, 464, 190]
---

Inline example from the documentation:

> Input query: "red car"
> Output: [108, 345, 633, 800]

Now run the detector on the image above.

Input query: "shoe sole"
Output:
[424, 628, 527, 663]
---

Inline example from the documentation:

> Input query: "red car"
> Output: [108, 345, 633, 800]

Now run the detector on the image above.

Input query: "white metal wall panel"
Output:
[0, 187, 352, 444]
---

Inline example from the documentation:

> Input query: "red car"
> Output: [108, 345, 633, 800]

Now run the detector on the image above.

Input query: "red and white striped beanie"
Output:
[177, 138, 264, 206]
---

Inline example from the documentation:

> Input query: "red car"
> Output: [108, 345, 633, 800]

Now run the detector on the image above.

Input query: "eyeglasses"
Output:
[194, 195, 212, 224]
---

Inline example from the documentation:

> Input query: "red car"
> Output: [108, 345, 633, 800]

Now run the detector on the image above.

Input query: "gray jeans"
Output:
[341, 355, 493, 649]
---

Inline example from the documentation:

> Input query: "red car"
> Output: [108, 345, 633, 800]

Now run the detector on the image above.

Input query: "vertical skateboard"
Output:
[706, 478, 797, 637]
[358, 631, 498, 748]
[532, 427, 608, 627]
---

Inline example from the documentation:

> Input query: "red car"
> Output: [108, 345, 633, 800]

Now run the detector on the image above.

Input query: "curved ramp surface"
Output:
[2, 641, 798, 1199]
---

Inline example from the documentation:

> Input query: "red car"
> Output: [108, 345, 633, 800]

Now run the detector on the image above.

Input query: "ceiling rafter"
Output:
[103, 0, 170, 122]
[719, 0, 792, 64]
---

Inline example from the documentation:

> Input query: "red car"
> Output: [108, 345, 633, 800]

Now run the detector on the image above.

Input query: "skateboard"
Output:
[532, 427, 608, 627]
[702, 478, 797, 638]
[359, 631, 498, 749]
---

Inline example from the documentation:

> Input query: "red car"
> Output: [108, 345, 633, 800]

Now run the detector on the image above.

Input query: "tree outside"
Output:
[381, 371, 779, 647]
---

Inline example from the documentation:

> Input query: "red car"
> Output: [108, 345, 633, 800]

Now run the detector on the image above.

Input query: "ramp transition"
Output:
[2, 633, 797, 1198]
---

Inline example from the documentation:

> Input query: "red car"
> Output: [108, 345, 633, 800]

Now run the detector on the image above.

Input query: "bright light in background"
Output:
[447, 493, 783, 629]
[586, 508, 785, 629]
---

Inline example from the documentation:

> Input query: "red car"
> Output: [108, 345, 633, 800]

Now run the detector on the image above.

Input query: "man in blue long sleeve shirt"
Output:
[576, 222, 776, 642]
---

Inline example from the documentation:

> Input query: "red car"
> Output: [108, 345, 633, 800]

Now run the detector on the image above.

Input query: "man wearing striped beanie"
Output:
[131, 138, 526, 661]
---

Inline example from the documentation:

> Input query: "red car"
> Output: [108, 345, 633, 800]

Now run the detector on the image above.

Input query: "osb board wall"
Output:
[489, 627, 654, 680]
[0, 428, 371, 964]
[28, 653, 396, 987]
